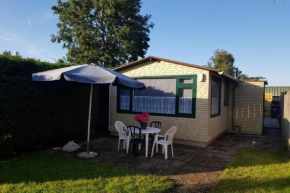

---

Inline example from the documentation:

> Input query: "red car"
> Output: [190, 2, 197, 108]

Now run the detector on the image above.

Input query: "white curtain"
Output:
[133, 96, 176, 114]
[179, 97, 192, 114]
[120, 78, 193, 115]
[120, 96, 130, 110]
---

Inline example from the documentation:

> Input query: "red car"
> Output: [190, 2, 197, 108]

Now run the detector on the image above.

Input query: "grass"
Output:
[0, 154, 174, 193]
[213, 148, 290, 193]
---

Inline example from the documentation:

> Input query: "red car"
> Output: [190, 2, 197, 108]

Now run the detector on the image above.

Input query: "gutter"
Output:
[218, 71, 239, 83]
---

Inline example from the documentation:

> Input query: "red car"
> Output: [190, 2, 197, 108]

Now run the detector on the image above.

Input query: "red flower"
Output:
[134, 114, 141, 121]
[142, 112, 149, 117]
[142, 117, 148, 123]
[134, 112, 149, 123]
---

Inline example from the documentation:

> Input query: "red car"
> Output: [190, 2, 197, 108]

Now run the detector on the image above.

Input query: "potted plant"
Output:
[134, 112, 149, 129]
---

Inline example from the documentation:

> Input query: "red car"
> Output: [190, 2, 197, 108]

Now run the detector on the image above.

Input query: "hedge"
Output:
[0, 53, 106, 155]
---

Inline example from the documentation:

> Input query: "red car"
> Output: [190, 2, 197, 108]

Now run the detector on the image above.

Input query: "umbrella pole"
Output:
[87, 83, 93, 153]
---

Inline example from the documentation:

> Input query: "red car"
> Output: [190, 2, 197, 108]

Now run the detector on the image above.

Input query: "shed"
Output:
[265, 86, 290, 97]
[264, 86, 290, 118]
[109, 56, 267, 147]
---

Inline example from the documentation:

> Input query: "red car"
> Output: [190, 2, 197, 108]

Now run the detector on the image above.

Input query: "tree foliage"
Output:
[51, 0, 154, 67]
[207, 49, 237, 76]
[238, 74, 266, 81]
[207, 49, 265, 80]
[0, 51, 104, 155]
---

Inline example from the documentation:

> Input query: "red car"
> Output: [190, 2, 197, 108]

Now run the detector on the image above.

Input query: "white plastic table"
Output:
[127, 127, 160, 157]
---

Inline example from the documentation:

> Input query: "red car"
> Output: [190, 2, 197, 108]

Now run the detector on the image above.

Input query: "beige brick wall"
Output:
[232, 81, 265, 134]
[109, 59, 265, 145]
[109, 60, 210, 143]
[207, 72, 234, 143]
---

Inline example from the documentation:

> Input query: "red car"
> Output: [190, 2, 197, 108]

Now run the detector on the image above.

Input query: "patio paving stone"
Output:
[47, 128, 284, 193]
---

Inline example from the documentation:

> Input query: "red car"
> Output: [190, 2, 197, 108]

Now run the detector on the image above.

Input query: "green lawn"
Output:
[0, 154, 174, 193]
[213, 148, 290, 193]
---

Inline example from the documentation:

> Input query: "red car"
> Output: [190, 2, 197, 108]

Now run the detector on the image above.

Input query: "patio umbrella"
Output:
[32, 63, 145, 158]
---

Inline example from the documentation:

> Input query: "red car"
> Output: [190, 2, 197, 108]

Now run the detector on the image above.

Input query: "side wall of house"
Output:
[229, 81, 265, 134]
[109, 60, 210, 145]
[207, 72, 235, 144]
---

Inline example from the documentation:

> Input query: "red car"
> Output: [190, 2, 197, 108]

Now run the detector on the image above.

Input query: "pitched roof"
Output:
[114, 55, 220, 72]
[113, 55, 239, 82]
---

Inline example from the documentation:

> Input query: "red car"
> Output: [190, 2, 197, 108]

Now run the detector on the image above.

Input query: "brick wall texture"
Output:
[232, 81, 265, 134]
[207, 72, 235, 142]
[109, 60, 265, 146]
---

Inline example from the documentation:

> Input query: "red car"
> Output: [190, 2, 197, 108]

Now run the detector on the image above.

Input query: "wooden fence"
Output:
[280, 91, 290, 152]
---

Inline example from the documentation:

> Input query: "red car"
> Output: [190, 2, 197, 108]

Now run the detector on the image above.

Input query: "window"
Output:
[177, 77, 195, 115]
[117, 76, 196, 117]
[211, 76, 221, 117]
[224, 81, 229, 106]
[133, 79, 176, 114]
[119, 88, 131, 111]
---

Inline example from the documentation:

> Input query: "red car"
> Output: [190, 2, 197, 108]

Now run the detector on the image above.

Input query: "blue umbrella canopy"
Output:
[32, 64, 145, 157]
[32, 63, 145, 89]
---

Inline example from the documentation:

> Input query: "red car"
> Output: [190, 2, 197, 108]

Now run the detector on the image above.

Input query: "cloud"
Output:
[26, 18, 31, 26]
[0, 31, 47, 59]
[0, 36, 13, 42]
[28, 48, 46, 56]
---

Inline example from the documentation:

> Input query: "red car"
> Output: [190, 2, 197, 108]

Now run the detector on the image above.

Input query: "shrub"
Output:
[0, 52, 101, 154]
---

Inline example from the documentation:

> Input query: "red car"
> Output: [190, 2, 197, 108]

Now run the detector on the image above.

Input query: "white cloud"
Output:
[0, 36, 13, 42]
[0, 31, 47, 59]
[26, 18, 31, 26]
[28, 48, 46, 56]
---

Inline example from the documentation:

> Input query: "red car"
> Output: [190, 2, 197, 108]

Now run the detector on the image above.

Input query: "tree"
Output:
[56, 56, 68, 65]
[1, 50, 21, 58]
[207, 49, 237, 76]
[238, 74, 266, 81]
[207, 49, 265, 80]
[51, 0, 154, 67]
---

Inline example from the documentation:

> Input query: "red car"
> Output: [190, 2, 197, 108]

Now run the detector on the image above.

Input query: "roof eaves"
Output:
[218, 71, 239, 83]
[243, 80, 268, 85]
[113, 55, 220, 72]
[113, 56, 153, 71]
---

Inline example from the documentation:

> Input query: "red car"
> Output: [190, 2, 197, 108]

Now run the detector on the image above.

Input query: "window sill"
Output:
[211, 113, 220, 118]
[117, 110, 195, 118]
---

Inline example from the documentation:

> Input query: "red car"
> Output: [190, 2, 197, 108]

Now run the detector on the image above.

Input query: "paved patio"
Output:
[49, 128, 284, 193]
[264, 117, 280, 129]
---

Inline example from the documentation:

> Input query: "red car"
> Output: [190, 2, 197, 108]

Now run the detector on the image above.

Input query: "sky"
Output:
[0, 0, 289, 86]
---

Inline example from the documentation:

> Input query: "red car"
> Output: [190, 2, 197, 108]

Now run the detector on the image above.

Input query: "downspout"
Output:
[232, 82, 240, 132]
[232, 69, 241, 133]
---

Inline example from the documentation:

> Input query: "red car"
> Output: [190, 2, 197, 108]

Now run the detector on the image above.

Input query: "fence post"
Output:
[284, 92, 290, 150]
[280, 91, 290, 152]
[280, 92, 284, 145]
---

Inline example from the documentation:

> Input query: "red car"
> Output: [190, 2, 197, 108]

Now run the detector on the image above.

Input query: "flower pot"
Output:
[140, 122, 147, 130]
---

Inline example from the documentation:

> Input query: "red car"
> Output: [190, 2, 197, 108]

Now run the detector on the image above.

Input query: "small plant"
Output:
[134, 112, 149, 124]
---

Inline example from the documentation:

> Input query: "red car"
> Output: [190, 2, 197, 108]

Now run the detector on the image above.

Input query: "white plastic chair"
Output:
[151, 126, 177, 159]
[115, 121, 128, 151]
